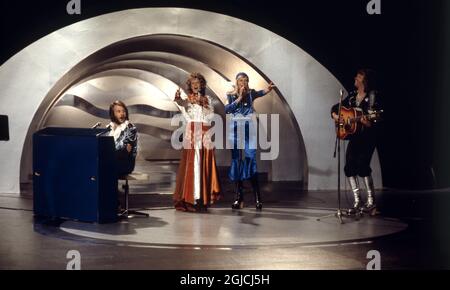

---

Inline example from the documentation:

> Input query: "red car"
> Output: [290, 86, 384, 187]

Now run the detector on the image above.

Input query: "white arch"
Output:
[0, 8, 382, 193]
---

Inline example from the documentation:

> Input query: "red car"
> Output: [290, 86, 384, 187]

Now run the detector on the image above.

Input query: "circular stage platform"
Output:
[54, 207, 408, 249]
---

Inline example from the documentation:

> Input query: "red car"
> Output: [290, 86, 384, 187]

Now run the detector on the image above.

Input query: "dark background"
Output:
[1, 0, 448, 190]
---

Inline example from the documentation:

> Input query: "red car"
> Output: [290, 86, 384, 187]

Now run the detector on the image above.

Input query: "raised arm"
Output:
[173, 87, 189, 107]
[253, 82, 276, 100]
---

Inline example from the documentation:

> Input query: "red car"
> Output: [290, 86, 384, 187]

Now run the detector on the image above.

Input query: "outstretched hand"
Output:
[174, 87, 181, 100]
[263, 82, 276, 95]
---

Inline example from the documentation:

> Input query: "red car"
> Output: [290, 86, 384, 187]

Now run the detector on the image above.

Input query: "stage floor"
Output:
[54, 208, 406, 249]
[1, 161, 450, 269]
[1, 192, 450, 269]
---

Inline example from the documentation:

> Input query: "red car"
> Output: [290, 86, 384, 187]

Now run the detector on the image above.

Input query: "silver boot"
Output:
[363, 176, 376, 215]
[348, 176, 361, 213]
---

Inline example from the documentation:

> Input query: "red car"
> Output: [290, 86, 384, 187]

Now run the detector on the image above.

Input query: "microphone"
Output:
[91, 122, 102, 129]
[197, 91, 202, 105]
[337, 89, 345, 126]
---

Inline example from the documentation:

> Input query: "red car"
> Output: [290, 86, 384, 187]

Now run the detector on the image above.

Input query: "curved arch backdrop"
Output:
[0, 8, 382, 193]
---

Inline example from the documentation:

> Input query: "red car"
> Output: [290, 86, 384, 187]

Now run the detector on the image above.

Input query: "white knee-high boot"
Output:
[363, 175, 376, 209]
[348, 176, 361, 210]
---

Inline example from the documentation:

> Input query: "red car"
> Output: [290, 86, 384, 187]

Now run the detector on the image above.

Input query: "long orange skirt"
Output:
[173, 123, 221, 212]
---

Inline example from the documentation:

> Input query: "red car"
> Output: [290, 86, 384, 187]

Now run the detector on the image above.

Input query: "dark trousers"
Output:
[116, 150, 135, 177]
[344, 131, 376, 177]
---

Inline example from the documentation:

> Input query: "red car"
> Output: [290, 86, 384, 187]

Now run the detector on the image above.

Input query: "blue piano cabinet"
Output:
[33, 127, 118, 223]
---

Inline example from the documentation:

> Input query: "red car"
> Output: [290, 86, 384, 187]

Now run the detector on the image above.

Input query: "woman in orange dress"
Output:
[172, 73, 221, 212]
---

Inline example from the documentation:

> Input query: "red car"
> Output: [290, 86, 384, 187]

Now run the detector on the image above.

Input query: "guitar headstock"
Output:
[368, 110, 383, 121]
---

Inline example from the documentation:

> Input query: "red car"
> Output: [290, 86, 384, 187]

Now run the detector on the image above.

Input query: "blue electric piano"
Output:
[33, 127, 118, 223]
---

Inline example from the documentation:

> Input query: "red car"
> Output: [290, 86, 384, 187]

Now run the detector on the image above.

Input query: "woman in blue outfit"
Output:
[225, 72, 275, 210]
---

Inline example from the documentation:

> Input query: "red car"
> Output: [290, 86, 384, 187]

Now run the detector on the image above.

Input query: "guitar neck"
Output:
[353, 114, 370, 122]
[350, 111, 382, 122]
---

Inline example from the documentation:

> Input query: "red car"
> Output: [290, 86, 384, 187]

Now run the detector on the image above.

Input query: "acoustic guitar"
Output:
[335, 107, 383, 140]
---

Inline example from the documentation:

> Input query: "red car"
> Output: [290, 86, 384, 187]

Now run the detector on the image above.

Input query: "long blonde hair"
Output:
[227, 73, 250, 96]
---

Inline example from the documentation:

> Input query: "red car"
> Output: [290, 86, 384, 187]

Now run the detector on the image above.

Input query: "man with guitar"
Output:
[331, 69, 382, 215]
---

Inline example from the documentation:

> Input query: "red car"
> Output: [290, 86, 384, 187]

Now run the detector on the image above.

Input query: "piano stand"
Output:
[119, 173, 150, 218]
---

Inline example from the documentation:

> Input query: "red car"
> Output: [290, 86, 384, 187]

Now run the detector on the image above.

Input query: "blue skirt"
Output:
[228, 121, 257, 181]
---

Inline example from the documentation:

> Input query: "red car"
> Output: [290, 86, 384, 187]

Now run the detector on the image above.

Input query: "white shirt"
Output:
[175, 95, 214, 123]
[108, 120, 129, 141]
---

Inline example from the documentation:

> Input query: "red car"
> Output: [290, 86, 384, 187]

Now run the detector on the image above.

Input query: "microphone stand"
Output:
[92, 122, 111, 136]
[317, 89, 347, 224]
[91, 122, 102, 129]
